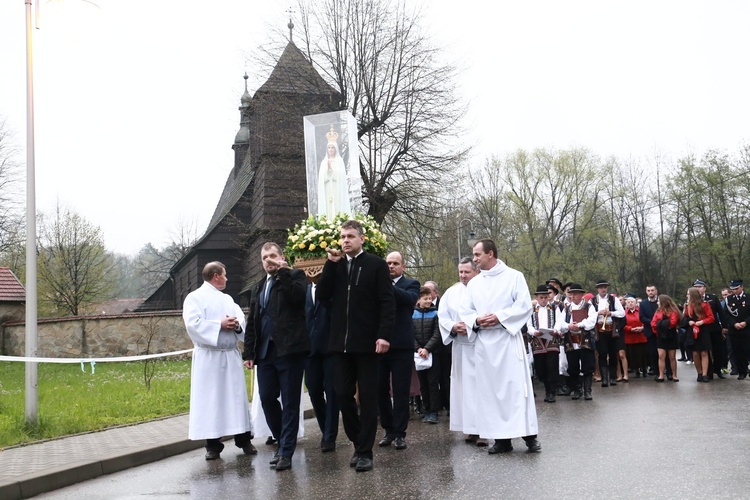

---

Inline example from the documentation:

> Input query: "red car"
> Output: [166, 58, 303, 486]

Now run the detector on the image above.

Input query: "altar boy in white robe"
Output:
[460, 239, 540, 454]
[183, 261, 255, 460]
[438, 257, 486, 446]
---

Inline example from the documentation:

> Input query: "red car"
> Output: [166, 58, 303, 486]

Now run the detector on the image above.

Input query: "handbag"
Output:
[414, 352, 432, 371]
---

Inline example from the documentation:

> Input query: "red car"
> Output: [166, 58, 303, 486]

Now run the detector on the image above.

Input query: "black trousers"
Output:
[257, 343, 306, 458]
[533, 351, 560, 391]
[596, 331, 619, 379]
[334, 352, 379, 459]
[305, 353, 339, 444]
[646, 334, 659, 372]
[709, 330, 728, 373]
[377, 348, 413, 438]
[205, 432, 252, 452]
[728, 333, 750, 376]
[566, 348, 595, 388]
[416, 355, 442, 414]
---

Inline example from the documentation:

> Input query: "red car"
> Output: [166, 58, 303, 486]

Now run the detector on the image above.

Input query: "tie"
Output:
[347, 258, 353, 277]
[263, 275, 274, 307]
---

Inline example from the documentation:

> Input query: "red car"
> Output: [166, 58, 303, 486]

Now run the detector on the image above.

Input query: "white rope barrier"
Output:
[0, 349, 194, 364]
[0, 349, 195, 374]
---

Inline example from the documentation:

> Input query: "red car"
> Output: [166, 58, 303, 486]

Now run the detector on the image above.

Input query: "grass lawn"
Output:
[0, 359, 254, 448]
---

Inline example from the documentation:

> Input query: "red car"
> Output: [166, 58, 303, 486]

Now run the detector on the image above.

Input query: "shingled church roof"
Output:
[0, 267, 25, 302]
[256, 43, 338, 95]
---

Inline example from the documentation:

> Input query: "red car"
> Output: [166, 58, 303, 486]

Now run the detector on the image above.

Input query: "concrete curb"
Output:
[0, 409, 316, 499]
[0, 439, 205, 500]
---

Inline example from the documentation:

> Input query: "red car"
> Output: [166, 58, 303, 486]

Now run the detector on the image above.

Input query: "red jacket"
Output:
[651, 310, 679, 336]
[624, 307, 647, 344]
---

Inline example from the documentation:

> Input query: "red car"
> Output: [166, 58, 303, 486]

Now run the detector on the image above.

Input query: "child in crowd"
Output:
[412, 286, 442, 424]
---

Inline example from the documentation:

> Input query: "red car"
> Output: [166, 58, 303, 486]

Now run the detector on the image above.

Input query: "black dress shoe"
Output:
[524, 438, 542, 452]
[349, 452, 360, 467]
[738, 373, 747, 380]
[269, 453, 281, 465]
[716, 372, 726, 379]
[488, 440, 513, 454]
[273, 456, 292, 471]
[205, 450, 221, 460]
[321, 441, 336, 452]
[378, 435, 394, 447]
[265, 436, 277, 445]
[394, 437, 407, 450]
[242, 443, 258, 455]
[355, 457, 373, 472]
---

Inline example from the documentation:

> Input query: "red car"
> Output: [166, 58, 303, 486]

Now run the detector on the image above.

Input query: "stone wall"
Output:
[1, 311, 196, 358]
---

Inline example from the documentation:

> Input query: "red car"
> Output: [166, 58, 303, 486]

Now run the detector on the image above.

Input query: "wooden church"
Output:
[139, 40, 341, 310]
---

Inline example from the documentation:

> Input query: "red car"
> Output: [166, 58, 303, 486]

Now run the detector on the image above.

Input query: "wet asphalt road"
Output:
[38, 374, 750, 499]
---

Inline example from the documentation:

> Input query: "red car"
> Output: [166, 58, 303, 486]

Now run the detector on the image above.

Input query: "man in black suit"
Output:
[243, 242, 310, 471]
[725, 279, 750, 379]
[378, 251, 420, 450]
[304, 273, 339, 452]
[317, 219, 395, 472]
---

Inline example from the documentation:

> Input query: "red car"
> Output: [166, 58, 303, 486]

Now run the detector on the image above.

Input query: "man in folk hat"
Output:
[546, 278, 565, 309]
[692, 279, 727, 379]
[591, 280, 625, 387]
[555, 283, 597, 400]
[725, 279, 750, 379]
[527, 285, 563, 403]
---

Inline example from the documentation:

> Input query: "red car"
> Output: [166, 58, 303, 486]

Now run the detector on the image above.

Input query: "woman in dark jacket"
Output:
[413, 288, 442, 424]
[651, 294, 682, 382]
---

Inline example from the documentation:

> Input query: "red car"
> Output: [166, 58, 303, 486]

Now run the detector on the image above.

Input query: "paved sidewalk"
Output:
[0, 396, 314, 500]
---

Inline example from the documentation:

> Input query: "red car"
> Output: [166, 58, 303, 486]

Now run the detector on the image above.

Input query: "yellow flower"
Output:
[320, 241, 327, 248]
[319, 235, 325, 241]
[298, 243, 305, 249]
[309, 244, 316, 251]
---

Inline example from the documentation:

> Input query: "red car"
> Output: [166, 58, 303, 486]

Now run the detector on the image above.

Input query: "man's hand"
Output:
[476, 313, 500, 328]
[598, 309, 610, 317]
[375, 338, 390, 354]
[326, 247, 343, 262]
[222, 315, 239, 331]
[243, 360, 254, 370]
[569, 322, 580, 332]
[453, 322, 468, 336]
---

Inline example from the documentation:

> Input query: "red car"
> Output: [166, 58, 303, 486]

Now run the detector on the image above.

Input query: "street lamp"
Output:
[457, 218, 477, 263]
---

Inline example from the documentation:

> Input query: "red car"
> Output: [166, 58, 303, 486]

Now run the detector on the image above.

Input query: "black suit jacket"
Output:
[390, 276, 420, 350]
[316, 252, 395, 353]
[243, 267, 310, 361]
[305, 284, 332, 356]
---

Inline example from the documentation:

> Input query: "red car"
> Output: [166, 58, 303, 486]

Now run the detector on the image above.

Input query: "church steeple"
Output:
[232, 72, 251, 174]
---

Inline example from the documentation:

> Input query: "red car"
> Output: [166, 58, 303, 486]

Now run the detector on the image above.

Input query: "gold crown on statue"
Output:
[326, 125, 339, 144]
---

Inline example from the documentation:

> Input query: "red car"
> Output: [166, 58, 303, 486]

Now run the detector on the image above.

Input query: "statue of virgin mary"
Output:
[317, 126, 351, 219]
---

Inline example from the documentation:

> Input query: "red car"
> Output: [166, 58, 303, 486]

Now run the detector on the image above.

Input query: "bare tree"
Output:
[261, 0, 469, 224]
[37, 203, 115, 316]
[0, 118, 23, 257]
[131, 217, 200, 297]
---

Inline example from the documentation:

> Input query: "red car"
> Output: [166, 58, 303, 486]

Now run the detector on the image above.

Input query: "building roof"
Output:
[0, 267, 25, 302]
[91, 299, 145, 315]
[256, 42, 339, 95]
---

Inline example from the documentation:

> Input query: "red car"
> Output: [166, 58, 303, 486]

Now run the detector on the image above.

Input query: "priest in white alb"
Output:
[182, 261, 256, 460]
[438, 257, 486, 446]
[460, 239, 540, 454]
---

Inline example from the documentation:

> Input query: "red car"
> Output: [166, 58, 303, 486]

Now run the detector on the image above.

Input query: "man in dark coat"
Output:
[316, 219, 395, 472]
[243, 242, 309, 471]
[378, 251, 420, 450]
[304, 273, 339, 452]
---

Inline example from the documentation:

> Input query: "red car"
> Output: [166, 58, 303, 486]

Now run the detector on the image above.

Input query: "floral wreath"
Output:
[285, 213, 388, 264]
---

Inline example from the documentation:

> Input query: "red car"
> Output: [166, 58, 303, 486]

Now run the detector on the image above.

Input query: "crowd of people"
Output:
[181, 219, 749, 473]
[527, 277, 749, 402]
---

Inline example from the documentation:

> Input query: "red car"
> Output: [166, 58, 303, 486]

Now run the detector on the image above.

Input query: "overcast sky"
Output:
[0, 1, 747, 255]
